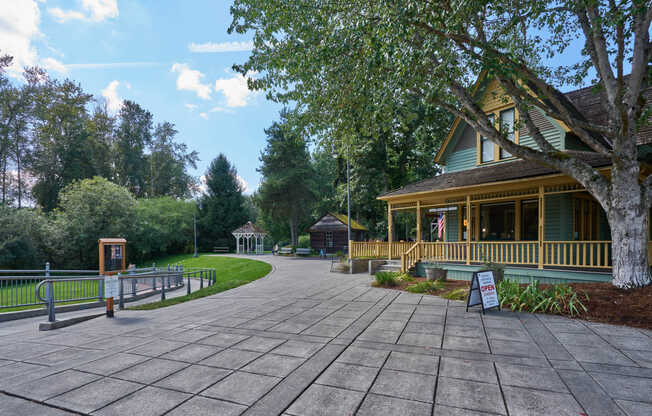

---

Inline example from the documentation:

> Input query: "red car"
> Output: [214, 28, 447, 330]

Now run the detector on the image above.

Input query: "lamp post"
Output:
[194, 201, 201, 258]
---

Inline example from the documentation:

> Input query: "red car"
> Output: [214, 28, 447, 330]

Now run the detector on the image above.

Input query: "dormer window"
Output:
[480, 114, 495, 162]
[499, 108, 515, 159]
[477, 107, 518, 164]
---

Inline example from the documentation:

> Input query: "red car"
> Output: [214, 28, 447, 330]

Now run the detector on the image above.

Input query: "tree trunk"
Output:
[16, 151, 21, 209]
[289, 206, 299, 246]
[607, 154, 651, 288]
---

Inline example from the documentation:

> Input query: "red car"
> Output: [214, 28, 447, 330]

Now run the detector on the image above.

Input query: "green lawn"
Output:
[0, 279, 100, 312]
[129, 253, 272, 310]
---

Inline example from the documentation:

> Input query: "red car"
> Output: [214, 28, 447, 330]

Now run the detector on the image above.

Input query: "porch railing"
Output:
[352, 240, 618, 272]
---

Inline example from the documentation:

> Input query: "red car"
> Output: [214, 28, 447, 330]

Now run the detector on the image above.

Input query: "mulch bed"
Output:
[568, 282, 652, 330]
[378, 278, 652, 330]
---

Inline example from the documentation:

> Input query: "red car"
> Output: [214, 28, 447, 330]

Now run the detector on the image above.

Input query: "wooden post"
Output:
[416, 201, 422, 242]
[388, 203, 393, 259]
[466, 195, 471, 265]
[514, 200, 521, 241]
[538, 185, 545, 269]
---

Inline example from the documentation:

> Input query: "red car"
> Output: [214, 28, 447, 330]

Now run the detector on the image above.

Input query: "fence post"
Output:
[200, 271, 203, 289]
[46, 280, 55, 322]
[119, 273, 124, 310]
[45, 262, 50, 278]
[187, 272, 191, 295]
[212, 270, 216, 285]
[161, 276, 166, 300]
[130, 268, 136, 296]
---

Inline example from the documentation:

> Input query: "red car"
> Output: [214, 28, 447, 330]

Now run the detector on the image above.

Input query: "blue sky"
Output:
[1, 0, 284, 194]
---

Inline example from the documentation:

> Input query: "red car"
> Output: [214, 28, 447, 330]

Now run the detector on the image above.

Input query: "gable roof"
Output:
[308, 213, 368, 232]
[434, 74, 650, 164]
[232, 221, 266, 235]
[379, 151, 611, 199]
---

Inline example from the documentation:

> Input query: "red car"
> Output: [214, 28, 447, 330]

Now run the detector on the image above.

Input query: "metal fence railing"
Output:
[0, 263, 216, 319]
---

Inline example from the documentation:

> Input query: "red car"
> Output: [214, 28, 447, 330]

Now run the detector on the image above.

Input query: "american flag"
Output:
[437, 214, 446, 239]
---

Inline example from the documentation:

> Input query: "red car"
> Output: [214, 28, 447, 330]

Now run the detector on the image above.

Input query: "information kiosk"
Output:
[98, 238, 126, 317]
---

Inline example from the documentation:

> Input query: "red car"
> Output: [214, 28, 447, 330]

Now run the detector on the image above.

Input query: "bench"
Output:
[279, 247, 293, 255]
[295, 248, 312, 256]
[213, 247, 229, 253]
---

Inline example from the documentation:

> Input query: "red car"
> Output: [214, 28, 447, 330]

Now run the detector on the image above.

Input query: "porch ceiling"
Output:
[378, 151, 611, 205]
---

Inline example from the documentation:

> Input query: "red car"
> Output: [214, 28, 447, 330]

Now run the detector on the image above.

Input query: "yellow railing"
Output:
[351, 240, 619, 271]
[401, 243, 420, 272]
[544, 241, 612, 269]
[349, 241, 413, 259]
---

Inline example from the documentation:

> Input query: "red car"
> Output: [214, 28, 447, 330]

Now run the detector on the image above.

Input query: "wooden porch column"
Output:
[388, 202, 393, 260]
[514, 200, 521, 241]
[466, 195, 471, 265]
[416, 201, 422, 242]
[538, 185, 545, 269]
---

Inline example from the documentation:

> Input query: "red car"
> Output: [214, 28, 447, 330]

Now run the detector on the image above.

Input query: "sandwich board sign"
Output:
[466, 270, 500, 313]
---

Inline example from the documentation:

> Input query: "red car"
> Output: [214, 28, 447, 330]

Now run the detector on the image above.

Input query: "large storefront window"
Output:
[480, 202, 515, 241]
[521, 200, 538, 240]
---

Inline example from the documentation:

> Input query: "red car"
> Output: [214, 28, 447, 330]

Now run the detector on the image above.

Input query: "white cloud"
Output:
[209, 106, 234, 114]
[101, 80, 123, 113]
[184, 103, 198, 112]
[188, 40, 254, 53]
[214, 73, 256, 107]
[0, 0, 41, 75]
[48, 8, 85, 23]
[199, 112, 208, 120]
[171, 63, 212, 100]
[236, 175, 249, 193]
[48, 0, 118, 23]
[41, 57, 67, 74]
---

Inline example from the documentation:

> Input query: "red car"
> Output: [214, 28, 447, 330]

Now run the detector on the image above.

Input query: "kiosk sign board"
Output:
[104, 275, 119, 298]
[466, 270, 500, 313]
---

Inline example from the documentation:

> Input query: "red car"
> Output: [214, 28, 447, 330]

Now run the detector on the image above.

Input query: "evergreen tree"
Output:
[197, 154, 248, 250]
[258, 110, 316, 246]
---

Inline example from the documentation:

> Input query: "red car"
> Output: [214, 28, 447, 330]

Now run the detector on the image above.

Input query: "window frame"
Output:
[476, 106, 519, 165]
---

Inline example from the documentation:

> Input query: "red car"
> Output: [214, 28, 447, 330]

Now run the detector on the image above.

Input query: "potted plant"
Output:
[483, 261, 505, 282]
[423, 261, 447, 281]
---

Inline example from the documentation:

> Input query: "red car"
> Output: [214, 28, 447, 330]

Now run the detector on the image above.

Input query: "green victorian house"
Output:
[350, 78, 652, 282]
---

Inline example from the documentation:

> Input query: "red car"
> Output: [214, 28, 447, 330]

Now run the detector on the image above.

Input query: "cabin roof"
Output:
[309, 213, 368, 232]
[379, 151, 611, 199]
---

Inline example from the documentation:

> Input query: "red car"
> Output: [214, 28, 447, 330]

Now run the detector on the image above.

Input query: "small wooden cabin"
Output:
[308, 213, 368, 253]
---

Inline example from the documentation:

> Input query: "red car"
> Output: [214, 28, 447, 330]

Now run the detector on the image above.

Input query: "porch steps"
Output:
[377, 260, 401, 273]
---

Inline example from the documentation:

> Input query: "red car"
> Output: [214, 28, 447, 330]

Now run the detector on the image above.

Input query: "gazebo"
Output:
[232, 222, 267, 254]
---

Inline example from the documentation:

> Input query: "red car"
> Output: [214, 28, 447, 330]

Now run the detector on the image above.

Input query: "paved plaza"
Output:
[1, 255, 652, 415]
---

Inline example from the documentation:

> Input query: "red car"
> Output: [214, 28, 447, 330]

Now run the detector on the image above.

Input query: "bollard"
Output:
[200, 271, 203, 289]
[119, 274, 124, 310]
[187, 273, 191, 295]
[161, 276, 166, 300]
[46, 280, 55, 322]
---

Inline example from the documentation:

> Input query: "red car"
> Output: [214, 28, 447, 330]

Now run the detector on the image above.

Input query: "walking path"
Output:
[1, 255, 651, 415]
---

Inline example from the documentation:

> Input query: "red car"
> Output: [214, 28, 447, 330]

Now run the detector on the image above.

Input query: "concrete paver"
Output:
[1, 254, 651, 415]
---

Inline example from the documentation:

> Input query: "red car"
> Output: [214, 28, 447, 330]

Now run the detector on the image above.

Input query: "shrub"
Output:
[298, 234, 311, 248]
[396, 272, 415, 283]
[442, 288, 469, 301]
[406, 280, 444, 294]
[375, 271, 399, 287]
[497, 279, 588, 317]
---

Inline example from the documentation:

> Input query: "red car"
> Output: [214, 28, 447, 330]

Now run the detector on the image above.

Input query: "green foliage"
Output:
[0, 207, 49, 268]
[198, 154, 248, 251]
[375, 271, 398, 287]
[396, 272, 415, 283]
[297, 234, 311, 248]
[442, 288, 469, 301]
[497, 280, 588, 317]
[257, 109, 316, 246]
[406, 280, 444, 294]
[130, 197, 196, 263]
[51, 177, 137, 269]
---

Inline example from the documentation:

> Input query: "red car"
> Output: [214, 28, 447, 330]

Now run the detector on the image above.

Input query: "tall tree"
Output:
[258, 110, 316, 245]
[30, 77, 95, 211]
[197, 154, 248, 250]
[114, 100, 153, 197]
[147, 122, 199, 198]
[230, 0, 652, 288]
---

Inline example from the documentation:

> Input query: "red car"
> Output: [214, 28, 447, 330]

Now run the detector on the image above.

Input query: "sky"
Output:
[0, 0, 284, 194]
